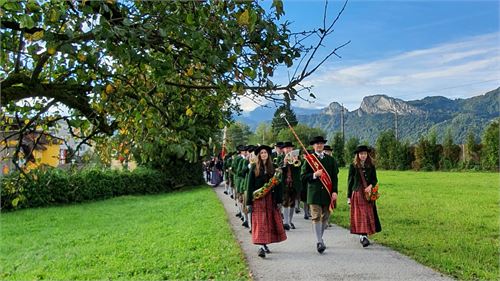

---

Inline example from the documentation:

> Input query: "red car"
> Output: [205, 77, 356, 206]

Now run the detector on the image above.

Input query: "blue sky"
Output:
[239, 0, 500, 111]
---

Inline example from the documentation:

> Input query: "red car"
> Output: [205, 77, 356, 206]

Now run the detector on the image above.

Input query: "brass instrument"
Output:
[249, 154, 257, 165]
[285, 149, 301, 167]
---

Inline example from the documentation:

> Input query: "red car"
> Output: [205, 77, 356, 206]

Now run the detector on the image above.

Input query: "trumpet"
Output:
[249, 154, 258, 164]
[285, 149, 301, 167]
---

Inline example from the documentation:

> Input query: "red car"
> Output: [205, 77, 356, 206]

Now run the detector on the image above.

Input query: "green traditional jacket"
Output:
[347, 163, 378, 199]
[223, 156, 232, 179]
[237, 157, 250, 192]
[282, 163, 302, 193]
[300, 153, 339, 206]
[246, 165, 283, 206]
[231, 155, 243, 191]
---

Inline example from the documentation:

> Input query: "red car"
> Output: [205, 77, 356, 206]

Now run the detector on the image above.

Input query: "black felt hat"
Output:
[275, 141, 284, 148]
[246, 145, 256, 152]
[282, 141, 294, 148]
[324, 145, 332, 151]
[254, 145, 273, 156]
[354, 145, 372, 154]
[309, 136, 327, 145]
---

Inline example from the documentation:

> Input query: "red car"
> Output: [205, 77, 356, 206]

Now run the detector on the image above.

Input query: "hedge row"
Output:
[1, 163, 204, 211]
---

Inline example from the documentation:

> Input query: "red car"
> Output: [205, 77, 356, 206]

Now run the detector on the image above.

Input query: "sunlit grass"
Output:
[332, 169, 499, 280]
[0, 186, 250, 280]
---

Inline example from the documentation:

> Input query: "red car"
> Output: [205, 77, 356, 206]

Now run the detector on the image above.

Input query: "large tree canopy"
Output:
[1, 0, 348, 168]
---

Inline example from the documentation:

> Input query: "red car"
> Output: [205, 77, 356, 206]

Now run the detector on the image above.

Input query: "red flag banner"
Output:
[304, 154, 335, 211]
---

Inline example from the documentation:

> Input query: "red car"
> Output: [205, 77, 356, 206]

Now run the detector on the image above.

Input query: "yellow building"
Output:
[0, 131, 63, 175]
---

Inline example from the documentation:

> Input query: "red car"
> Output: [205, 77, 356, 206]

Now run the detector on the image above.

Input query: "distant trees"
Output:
[481, 120, 499, 171]
[226, 122, 252, 152]
[370, 122, 498, 171]
[249, 123, 275, 146]
[271, 94, 298, 135]
[331, 132, 345, 167]
[464, 130, 480, 169]
[375, 130, 398, 169]
[344, 137, 360, 165]
[232, 117, 498, 172]
[275, 124, 324, 148]
[440, 129, 461, 170]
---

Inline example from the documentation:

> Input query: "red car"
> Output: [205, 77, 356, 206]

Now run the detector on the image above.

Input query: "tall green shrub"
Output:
[481, 120, 499, 171]
[331, 132, 345, 167]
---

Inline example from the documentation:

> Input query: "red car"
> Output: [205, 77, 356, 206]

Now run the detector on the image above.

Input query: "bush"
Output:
[0, 165, 198, 211]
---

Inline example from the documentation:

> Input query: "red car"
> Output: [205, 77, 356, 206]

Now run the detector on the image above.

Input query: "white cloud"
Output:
[236, 95, 264, 113]
[238, 32, 500, 112]
[299, 32, 500, 110]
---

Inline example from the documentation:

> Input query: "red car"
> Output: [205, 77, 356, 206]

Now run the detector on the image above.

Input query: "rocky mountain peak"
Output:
[359, 94, 424, 115]
[321, 102, 348, 116]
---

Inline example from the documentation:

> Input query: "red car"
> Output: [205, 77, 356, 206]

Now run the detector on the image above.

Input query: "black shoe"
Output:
[361, 237, 370, 247]
[264, 245, 271, 253]
[242, 221, 249, 228]
[224, 191, 228, 194]
[283, 224, 290, 231]
[258, 248, 266, 258]
[304, 215, 309, 220]
[235, 212, 242, 218]
[317, 242, 326, 253]
[290, 223, 296, 229]
[230, 195, 234, 199]
[249, 230, 252, 234]
[295, 208, 300, 214]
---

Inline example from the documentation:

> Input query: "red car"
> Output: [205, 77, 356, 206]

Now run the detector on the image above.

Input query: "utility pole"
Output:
[341, 103, 345, 144]
[394, 111, 399, 141]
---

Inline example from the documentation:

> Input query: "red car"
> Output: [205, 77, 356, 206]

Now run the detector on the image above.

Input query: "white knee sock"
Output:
[314, 223, 323, 243]
[283, 207, 290, 224]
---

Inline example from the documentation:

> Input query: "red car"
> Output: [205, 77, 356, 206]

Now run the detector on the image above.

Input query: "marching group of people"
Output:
[205, 136, 382, 258]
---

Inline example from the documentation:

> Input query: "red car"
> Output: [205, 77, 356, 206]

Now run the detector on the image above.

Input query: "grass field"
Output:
[331, 169, 499, 281]
[0, 186, 250, 280]
[1, 171, 497, 280]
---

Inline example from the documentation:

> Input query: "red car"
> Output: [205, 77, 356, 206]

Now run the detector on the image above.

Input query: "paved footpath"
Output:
[213, 183, 454, 281]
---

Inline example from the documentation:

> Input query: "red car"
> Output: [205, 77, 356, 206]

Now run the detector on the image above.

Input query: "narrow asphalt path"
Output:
[212, 183, 453, 281]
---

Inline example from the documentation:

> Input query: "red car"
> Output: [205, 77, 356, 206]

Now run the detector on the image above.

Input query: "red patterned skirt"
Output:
[251, 193, 287, 245]
[350, 188, 380, 235]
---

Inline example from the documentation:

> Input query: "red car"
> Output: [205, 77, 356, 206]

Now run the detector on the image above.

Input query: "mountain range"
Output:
[235, 88, 499, 144]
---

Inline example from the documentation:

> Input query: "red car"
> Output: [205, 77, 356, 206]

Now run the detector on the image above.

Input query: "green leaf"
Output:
[243, 67, 256, 80]
[186, 13, 194, 25]
[272, 0, 284, 19]
[19, 14, 35, 29]
[123, 18, 133, 26]
[12, 197, 19, 208]
[238, 9, 249, 26]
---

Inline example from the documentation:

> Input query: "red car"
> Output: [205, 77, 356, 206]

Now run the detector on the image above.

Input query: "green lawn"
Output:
[2, 171, 497, 280]
[0, 186, 250, 280]
[331, 169, 499, 281]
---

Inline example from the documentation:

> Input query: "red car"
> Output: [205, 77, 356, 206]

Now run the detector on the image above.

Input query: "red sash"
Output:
[304, 154, 336, 211]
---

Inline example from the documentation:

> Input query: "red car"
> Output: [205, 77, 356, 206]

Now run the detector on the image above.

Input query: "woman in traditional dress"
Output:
[210, 157, 223, 187]
[347, 145, 382, 247]
[246, 145, 287, 258]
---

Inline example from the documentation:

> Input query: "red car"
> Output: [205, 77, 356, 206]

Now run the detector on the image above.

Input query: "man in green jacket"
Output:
[300, 136, 339, 254]
[232, 145, 246, 217]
